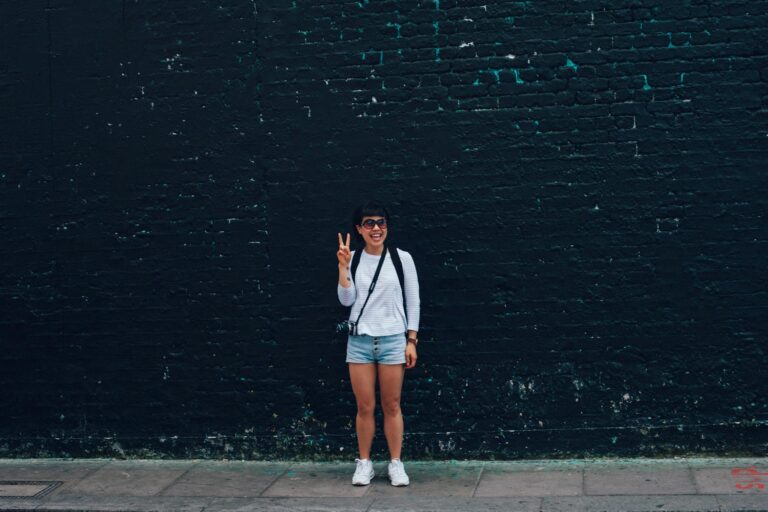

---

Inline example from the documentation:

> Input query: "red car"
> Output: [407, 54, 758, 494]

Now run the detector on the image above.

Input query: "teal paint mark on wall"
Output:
[433, 21, 439, 35]
[435, 47, 441, 61]
[379, 51, 384, 65]
[642, 75, 652, 91]
[433, 0, 440, 10]
[476, 69, 501, 84]
[564, 57, 578, 71]
[513, 69, 524, 84]
[386, 22, 402, 38]
[679, 73, 685, 84]
[505, 16, 515, 24]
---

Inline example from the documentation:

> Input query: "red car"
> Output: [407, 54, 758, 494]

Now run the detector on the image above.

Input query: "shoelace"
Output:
[355, 458, 370, 472]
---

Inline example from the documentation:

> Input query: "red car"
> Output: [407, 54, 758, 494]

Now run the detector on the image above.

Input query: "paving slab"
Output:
[60, 460, 197, 496]
[694, 462, 768, 495]
[12, 494, 207, 511]
[475, 464, 582, 497]
[365, 461, 482, 497]
[581, 494, 720, 511]
[368, 496, 541, 511]
[261, 462, 369, 498]
[204, 496, 374, 511]
[0, 459, 108, 497]
[584, 466, 696, 495]
[160, 461, 289, 497]
[0, 499, 41, 510]
[717, 493, 768, 511]
[541, 496, 588, 512]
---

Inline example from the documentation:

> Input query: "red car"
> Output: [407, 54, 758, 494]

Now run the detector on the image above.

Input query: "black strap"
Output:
[352, 245, 407, 324]
[351, 248, 363, 281]
[388, 246, 407, 316]
[352, 247, 387, 327]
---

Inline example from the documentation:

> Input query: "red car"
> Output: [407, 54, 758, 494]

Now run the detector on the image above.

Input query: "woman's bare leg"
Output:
[378, 363, 405, 460]
[348, 363, 377, 459]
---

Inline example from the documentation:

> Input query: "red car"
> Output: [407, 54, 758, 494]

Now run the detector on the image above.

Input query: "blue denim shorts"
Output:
[346, 333, 406, 365]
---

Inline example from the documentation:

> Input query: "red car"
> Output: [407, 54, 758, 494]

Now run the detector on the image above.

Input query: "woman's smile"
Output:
[357, 216, 388, 249]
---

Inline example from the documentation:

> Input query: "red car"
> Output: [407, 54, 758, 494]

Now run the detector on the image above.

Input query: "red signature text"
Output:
[731, 466, 768, 491]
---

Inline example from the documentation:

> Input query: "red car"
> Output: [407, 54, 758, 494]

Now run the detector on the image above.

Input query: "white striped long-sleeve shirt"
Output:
[337, 248, 420, 336]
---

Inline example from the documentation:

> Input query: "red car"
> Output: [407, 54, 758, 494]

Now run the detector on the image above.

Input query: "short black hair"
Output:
[352, 200, 390, 242]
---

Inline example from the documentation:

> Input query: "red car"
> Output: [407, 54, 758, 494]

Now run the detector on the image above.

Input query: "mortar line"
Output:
[45, 0, 54, 156]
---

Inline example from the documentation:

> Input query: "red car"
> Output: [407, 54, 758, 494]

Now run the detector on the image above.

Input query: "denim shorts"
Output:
[346, 333, 406, 365]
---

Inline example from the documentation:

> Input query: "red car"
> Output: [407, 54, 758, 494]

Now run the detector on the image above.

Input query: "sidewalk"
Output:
[0, 457, 766, 511]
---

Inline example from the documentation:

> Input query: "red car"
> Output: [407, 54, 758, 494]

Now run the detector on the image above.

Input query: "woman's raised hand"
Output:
[337, 232, 351, 267]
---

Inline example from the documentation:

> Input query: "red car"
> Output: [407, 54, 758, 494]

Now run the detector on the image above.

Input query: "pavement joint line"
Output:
[470, 461, 485, 497]
[688, 463, 702, 495]
[257, 463, 292, 497]
[156, 460, 200, 496]
[53, 459, 110, 496]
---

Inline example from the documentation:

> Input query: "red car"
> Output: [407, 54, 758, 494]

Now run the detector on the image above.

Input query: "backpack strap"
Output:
[388, 246, 407, 319]
[350, 248, 363, 283]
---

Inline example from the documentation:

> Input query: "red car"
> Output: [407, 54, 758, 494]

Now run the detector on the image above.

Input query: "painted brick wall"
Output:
[0, 0, 766, 459]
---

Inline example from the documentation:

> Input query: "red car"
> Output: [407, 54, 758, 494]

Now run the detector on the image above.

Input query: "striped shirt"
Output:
[337, 248, 420, 336]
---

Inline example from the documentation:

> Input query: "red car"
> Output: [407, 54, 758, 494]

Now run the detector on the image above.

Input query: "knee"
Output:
[356, 400, 376, 416]
[381, 397, 401, 417]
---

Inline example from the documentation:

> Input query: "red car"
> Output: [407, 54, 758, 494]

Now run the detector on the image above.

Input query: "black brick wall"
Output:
[1, 0, 766, 459]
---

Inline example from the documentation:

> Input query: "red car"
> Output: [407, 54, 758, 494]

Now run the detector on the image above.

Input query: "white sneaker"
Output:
[387, 458, 410, 486]
[352, 458, 374, 485]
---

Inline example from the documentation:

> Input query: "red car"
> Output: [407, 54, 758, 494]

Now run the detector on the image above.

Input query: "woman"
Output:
[337, 201, 420, 486]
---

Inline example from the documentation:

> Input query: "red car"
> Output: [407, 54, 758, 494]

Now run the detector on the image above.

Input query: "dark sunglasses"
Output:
[360, 219, 387, 230]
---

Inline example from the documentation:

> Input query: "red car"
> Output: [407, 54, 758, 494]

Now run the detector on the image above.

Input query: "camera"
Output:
[336, 320, 358, 336]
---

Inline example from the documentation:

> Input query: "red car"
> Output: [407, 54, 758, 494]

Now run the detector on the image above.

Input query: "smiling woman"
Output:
[336, 200, 421, 487]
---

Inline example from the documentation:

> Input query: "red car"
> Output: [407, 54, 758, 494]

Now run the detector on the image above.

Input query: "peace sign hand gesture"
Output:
[337, 233, 352, 267]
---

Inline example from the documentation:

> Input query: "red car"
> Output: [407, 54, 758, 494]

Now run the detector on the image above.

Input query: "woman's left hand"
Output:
[405, 343, 417, 369]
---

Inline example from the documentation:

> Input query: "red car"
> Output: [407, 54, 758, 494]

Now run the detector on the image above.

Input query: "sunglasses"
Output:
[360, 219, 387, 230]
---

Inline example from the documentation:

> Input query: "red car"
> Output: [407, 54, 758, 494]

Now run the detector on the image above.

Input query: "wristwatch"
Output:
[407, 337, 418, 346]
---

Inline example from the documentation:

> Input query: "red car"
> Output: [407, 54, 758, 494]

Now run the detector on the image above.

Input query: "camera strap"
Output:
[351, 247, 388, 330]
[353, 246, 406, 321]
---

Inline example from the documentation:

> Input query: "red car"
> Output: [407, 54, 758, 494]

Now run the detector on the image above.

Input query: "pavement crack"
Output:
[471, 462, 485, 497]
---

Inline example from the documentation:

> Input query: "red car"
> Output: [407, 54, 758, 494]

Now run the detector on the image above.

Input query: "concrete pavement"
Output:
[0, 457, 766, 511]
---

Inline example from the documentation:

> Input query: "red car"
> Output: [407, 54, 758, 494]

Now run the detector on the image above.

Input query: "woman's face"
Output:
[356, 216, 388, 248]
